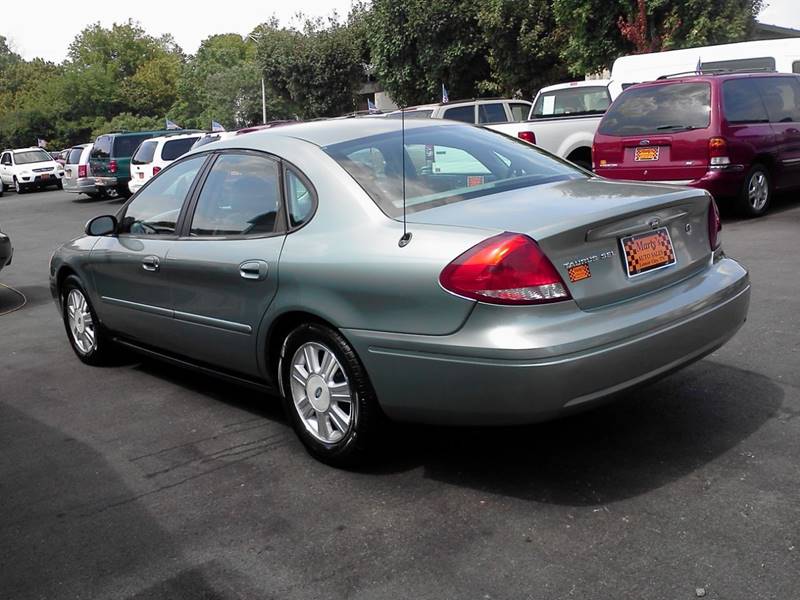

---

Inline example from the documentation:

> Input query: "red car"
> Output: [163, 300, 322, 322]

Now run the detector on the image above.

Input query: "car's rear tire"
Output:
[61, 275, 115, 365]
[737, 164, 771, 218]
[280, 323, 384, 467]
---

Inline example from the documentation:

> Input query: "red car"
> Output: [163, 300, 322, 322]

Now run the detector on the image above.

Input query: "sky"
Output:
[1, 0, 799, 63]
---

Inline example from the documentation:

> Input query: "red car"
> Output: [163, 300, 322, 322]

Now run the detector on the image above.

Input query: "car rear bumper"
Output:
[595, 166, 745, 200]
[128, 178, 145, 194]
[95, 176, 128, 188]
[63, 177, 96, 193]
[344, 256, 750, 425]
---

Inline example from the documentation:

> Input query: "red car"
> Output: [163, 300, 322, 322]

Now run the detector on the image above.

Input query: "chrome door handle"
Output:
[141, 256, 160, 272]
[239, 260, 268, 280]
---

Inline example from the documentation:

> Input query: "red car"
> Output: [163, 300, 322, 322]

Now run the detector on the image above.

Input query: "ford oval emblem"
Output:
[649, 218, 661, 229]
[640, 139, 651, 146]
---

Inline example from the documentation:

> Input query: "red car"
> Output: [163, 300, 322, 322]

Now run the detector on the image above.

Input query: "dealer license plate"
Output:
[634, 146, 660, 161]
[621, 227, 676, 277]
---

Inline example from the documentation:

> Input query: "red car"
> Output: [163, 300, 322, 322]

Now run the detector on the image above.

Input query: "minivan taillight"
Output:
[78, 164, 87, 178]
[518, 131, 536, 144]
[109, 159, 118, 174]
[708, 137, 730, 168]
[153, 166, 161, 176]
[708, 198, 722, 250]
[439, 233, 571, 305]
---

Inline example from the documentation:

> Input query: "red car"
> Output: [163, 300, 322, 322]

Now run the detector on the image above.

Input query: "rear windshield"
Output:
[113, 134, 154, 158]
[598, 82, 711, 136]
[131, 140, 157, 164]
[14, 149, 52, 164]
[532, 86, 611, 118]
[91, 136, 112, 159]
[323, 124, 583, 218]
[161, 137, 199, 161]
[67, 147, 85, 164]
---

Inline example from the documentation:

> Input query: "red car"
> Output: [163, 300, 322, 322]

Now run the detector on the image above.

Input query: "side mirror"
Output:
[85, 215, 118, 236]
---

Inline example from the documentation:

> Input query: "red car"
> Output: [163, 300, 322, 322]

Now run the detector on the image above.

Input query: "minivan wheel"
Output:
[280, 323, 384, 467]
[61, 275, 114, 365]
[738, 164, 771, 218]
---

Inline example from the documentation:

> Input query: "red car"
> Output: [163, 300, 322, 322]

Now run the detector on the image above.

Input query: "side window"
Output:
[91, 136, 112, 159]
[1, 153, 10, 165]
[190, 154, 281, 237]
[285, 169, 314, 228]
[509, 103, 530, 121]
[161, 138, 198, 161]
[723, 79, 769, 123]
[756, 77, 800, 123]
[478, 103, 509, 124]
[442, 105, 475, 123]
[120, 155, 206, 235]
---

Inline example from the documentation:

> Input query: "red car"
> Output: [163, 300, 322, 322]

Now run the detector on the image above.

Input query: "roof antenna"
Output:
[398, 106, 412, 248]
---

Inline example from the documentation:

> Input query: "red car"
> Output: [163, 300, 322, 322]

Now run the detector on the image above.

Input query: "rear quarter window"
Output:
[91, 136, 112, 158]
[67, 147, 85, 164]
[131, 141, 157, 165]
[598, 82, 711, 136]
[113, 134, 153, 158]
[161, 138, 199, 161]
[442, 105, 475, 123]
[723, 79, 769, 123]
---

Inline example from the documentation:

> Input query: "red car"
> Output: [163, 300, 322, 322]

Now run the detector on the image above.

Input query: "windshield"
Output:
[532, 86, 611, 118]
[14, 150, 52, 165]
[323, 124, 583, 218]
[598, 82, 711, 136]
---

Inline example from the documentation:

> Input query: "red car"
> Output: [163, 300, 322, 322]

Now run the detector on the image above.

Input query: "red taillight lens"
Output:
[109, 159, 117, 174]
[439, 233, 571, 305]
[708, 137, 730, 167]
[153, 166, 161, 176]
[517, 131, 536, 144]
[708, 198, 722, 250]
[78, 164, 87, 178]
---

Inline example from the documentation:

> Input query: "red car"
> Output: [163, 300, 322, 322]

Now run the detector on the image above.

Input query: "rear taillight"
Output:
[708, 137, 730, 168]
[439, 233, 571, 305]
[109, 159, 117, 174]
[78, 164, 87, 178]
[153, 166, 161, 176]
[708, 198, 722, 250]
[517, 131, 536, 144]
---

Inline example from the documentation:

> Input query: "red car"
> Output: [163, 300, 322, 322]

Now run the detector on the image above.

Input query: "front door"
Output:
[0, 152, 13, 185]
[166, 152, 286, 377]
[89, 154, 209, 345]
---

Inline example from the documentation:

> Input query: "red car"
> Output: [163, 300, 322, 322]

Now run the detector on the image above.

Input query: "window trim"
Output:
[178, 149, 288, 241]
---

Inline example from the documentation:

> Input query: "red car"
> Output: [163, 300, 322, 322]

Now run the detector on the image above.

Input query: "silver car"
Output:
[49, 119, 750, 466]
[63, 144, 101, 198]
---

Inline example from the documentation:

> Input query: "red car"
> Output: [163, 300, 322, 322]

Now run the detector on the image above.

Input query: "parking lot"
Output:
[0, 188, 798, 599]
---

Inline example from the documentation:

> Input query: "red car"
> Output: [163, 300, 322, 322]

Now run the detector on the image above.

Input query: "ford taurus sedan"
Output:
[49, 119, 750, 466]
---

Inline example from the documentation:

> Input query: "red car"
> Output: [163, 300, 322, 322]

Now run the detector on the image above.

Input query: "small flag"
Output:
[165, 118, 181, 130]
[211, 120, 225, 132]
[442, 83, 449, 104]
[695, 56, 702, 75]
[367, 98, 378, 113]
[37, 138, 48, 148]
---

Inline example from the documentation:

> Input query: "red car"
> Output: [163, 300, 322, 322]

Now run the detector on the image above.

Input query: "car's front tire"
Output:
[738, 164, 771, 218]
[61, 275, 114, 365]
[14, 178, 25, 194]
[280, 323, 384, 467]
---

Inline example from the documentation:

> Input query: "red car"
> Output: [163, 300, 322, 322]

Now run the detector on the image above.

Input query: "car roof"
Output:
[10, 147, 49, 153]
[538, 79, 612, 93]
[630, 71, 798, 89]
[146, 132, 204, 144]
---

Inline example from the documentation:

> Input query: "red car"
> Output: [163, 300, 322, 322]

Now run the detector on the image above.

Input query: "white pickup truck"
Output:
[486, 80, 617, 169]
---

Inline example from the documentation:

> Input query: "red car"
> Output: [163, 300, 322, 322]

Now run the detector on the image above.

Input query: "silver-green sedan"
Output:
[49, 119, 750, 466]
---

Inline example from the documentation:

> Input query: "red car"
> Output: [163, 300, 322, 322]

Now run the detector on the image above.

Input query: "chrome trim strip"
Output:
[782, 157, 800, 165]
[173, 310, 252, 334]
[101, 296, 173, 317]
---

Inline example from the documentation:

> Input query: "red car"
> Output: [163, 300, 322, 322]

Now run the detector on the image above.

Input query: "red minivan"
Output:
[593, 72, 800, 217]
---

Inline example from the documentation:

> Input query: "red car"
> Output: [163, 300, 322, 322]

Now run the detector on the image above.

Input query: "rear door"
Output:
[754, 76, 800, 189]
[166, 151, 286, 377]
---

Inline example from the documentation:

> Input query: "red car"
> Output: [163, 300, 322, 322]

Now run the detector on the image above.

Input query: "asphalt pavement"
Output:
[1, 188, 798, 600]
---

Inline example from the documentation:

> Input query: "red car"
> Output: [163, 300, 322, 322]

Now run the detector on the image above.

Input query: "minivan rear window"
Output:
[113, 134, 153, 158]
[67, 147, 85, 165]
[91, 136, 112, 159]
[161, 137, 199, 161]
[598, 82, 711, 136]
[131, 140, 157, 164]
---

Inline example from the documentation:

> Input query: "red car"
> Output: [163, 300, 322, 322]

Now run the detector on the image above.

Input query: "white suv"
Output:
[386, 98, 532, 125]
[128, 133, 203, 195]
[0, 147, 65, 193]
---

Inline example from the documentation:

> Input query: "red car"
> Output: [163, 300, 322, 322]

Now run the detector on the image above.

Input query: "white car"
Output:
[128, 133, 202, 195]
[386, 98, 532, 125]
[0, 147, 65, 193]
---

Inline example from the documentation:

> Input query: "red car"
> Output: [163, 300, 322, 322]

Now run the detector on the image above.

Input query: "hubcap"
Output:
[748, 172, 769, 211]
[66, 289, 96, 354]
[289, 342, 355, 444]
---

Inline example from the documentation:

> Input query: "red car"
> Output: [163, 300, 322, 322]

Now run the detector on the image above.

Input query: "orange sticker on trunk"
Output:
[568, 263, 591, 282]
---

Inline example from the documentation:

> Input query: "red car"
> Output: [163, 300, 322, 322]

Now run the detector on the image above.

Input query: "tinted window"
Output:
[113, 134, 153, 158]
[702, 57, 776, 73]
[131, 140, 157, 165]
[190, 154, 281, 237]
[162, 137, 199, 161]
[442, 105, 475, 123]
[91, 136, 112, 158]
[756, 77, 800, 123]
[324, 124, 582, 218]
[67, 147, 85, 164]
[509, 103, 530, 121]
[386, 110, 434, 119]
[532, 86, 611, 118]
[286, 169, 314, 228]
[478, 103, 508, 124]
[598, 82, 711, 136]
[1, 153, 11, 165]
[723, 79, 769, 123]
[14, 149, 52, 164]
[120, 156, 205, 235]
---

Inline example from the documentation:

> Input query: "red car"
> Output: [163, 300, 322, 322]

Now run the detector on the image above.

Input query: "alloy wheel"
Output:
[748, 172, 769, 211]
[66, 289, 96, 355]
[289, 342, 355, 444]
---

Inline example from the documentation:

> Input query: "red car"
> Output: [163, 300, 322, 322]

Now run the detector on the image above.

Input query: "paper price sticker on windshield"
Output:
[621, 227, 676, 277]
